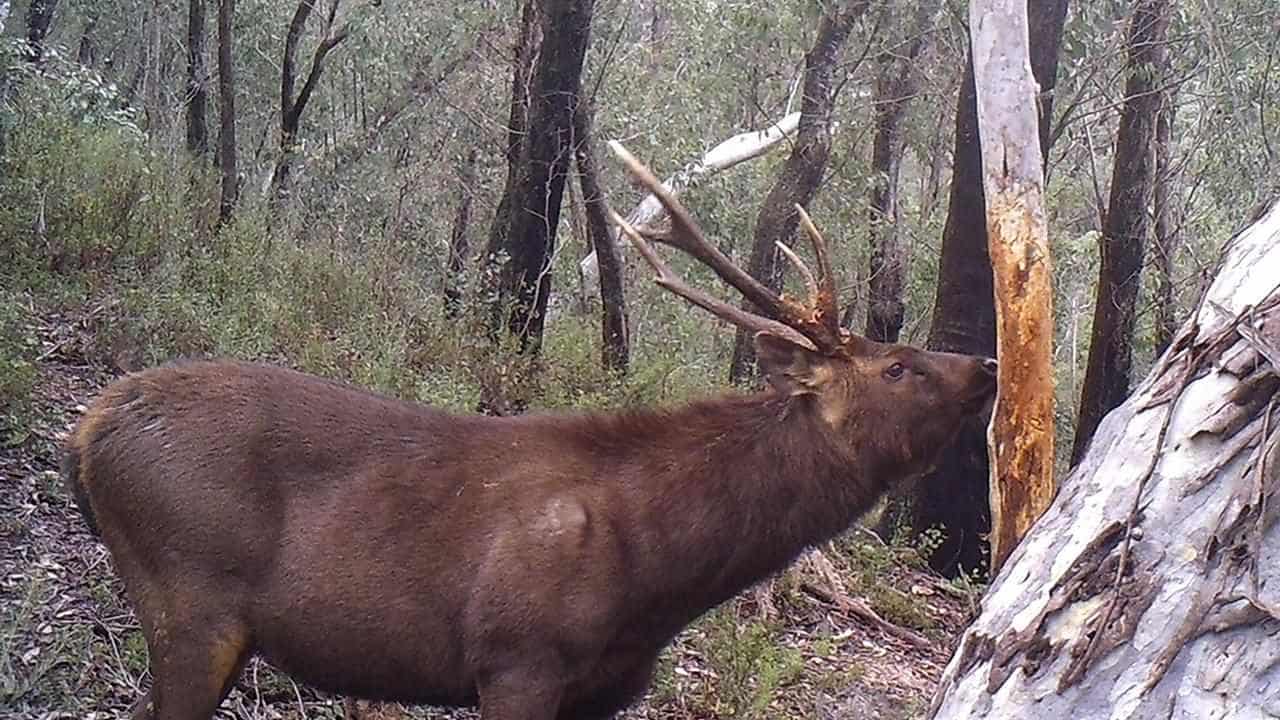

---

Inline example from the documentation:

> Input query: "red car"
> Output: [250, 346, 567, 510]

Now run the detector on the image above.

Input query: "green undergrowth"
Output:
[0, 92, 722, 424]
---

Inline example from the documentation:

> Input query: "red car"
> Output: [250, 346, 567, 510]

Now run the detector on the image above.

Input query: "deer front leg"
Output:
[477, 662, 565, 720]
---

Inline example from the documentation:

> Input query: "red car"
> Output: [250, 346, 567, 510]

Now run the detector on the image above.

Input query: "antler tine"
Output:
[608, 141, 797, 324]
[775, 240, 819, 308]
[794, 204, 842, 336]
[609, 209, 818, 352]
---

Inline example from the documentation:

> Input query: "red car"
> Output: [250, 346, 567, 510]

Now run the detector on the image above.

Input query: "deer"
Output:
[63, 142, 997, 720]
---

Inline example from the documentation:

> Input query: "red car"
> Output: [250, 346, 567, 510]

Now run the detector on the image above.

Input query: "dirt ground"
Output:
[0, 311, 979, 719]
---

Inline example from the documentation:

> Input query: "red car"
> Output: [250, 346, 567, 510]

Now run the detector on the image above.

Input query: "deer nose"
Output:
[981, 358, 998, 376]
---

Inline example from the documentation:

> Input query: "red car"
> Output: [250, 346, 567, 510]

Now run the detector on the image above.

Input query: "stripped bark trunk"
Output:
[727, 0, 871, 385]
[930, 199, 1280, 720]
[969, 0, 1056, 572]
[1073, 0, 1173, 464]
[902, 0, 1069, 577]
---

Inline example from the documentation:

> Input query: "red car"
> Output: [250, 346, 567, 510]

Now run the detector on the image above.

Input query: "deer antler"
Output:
[608, 141, 849, 354]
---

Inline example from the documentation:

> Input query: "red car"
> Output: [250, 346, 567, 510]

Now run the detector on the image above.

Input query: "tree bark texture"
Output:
[904, 0, 1069, 577]
[727, 1, 870, 385]
[864, 0, 941, 343]
[271, 0, 350, 201]
[216, 0, 238, 227]
[185, 0, 208, 156]
[573, 101, 629, 373]
[929, 199, 1280, 720]
[1073, 0, 1173, 465]
[969, 0, 1056, 572]
[444, 147, 478, 319]
[1153, 88, 1179, 355]
[485, 0, 594, 354]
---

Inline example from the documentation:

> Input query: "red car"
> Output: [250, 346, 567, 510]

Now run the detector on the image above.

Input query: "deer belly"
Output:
[249, 586, 474, 704]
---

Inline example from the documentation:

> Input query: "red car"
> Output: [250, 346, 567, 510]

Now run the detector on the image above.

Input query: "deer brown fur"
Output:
[64, 147, 997, 720]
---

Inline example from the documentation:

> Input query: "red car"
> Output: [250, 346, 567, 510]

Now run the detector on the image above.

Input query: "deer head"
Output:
[607, 142, 997, 475]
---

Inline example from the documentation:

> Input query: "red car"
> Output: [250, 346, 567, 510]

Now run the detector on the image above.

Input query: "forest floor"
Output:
[0, 307, 982, 720]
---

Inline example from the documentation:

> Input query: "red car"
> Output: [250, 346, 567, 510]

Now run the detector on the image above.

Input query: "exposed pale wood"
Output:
[968, 0, 1056, 571]
[929, 199, 1280, 719]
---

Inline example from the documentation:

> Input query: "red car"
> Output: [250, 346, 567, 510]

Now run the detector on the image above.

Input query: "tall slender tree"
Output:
[216, 0, 238, 227]
[1073, 0, 1173, 463]
[270, 0, 351, 200]
[574, 99, 629, 373]
[864, 0, 942, 343]
[185, 0, 208, 156]
[727, 1, 871, 384]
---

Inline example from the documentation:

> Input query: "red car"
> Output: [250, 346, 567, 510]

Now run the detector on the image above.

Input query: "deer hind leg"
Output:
[128, 591, 252, 720]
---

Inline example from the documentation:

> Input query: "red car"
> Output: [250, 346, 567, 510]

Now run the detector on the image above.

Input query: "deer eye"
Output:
[884, 362, 906, 380]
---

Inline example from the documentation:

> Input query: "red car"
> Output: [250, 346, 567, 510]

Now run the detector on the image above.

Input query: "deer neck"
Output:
[629, 392, 891, 623]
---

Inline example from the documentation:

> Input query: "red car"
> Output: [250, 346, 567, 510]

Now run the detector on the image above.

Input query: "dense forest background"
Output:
[1, 0, 1277, 717]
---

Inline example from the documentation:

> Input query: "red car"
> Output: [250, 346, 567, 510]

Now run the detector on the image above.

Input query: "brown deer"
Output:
[63, 143, 997, 720]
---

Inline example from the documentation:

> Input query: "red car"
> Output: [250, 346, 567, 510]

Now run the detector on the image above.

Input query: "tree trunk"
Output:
[1073, 0, 1173, 464]
[77, 14, 97, 66]
[929, 199, 1280, 720]
[185, 0, 209, 156]
[23, 0, 57, 64]
[216, 0, 238, 227]
[864, 0, 941, 343]
[444, 147, 478, 319]
[574, 100, 629, 374]
[484, 0, 594, 355]
[969, 0, 1056, 572]
[727, 1, 870, 385]
[897, 0, 1069, 577]
[271, 0, 350, 202]
[1153, 89, 1179, 355]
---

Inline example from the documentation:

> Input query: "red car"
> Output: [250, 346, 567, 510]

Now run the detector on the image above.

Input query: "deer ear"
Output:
[754, 332, 831, 396]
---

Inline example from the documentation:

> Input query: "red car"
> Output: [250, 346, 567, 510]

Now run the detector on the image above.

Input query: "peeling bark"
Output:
[969, 0, 1056, 571]
[930, 200, 1280, 719]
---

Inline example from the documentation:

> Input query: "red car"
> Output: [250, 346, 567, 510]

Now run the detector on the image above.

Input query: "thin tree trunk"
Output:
[216, 0, 238, 227]
[929, 201, 1280, 719]
[186, 0, 209, 156]
[727, 1, 871, 385]
[574, 99, 629, 374]
[444, 147, 479, 319]
[77, 14, 97, 66]
[1073, 0, 1173, 464]
[23, 0, 57, 64]
[482, 0, 541, 319]
[271, 0, 350, 201]
[1153, 89, 1179, 355]
[864, 0, 941, 343]
[969, 0, 1056, 573]
[903, 0, 1069, 577]
[485, 0, 595, 357]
